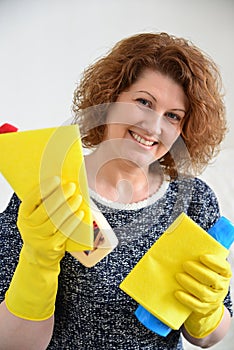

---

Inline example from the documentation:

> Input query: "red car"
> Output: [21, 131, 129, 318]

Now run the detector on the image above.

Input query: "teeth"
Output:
[131, 131, 155, 146]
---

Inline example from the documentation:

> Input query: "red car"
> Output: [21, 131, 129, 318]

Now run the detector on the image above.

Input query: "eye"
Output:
[136, 98, 152, 109]
[165, 112, 181, 124]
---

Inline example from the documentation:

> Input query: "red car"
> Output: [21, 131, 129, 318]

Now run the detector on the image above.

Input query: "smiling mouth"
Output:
[129, 130, 158, 147]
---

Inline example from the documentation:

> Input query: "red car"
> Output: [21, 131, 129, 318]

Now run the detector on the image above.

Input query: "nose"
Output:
[153, 114, 163, 136]
[139, 112, 164, 137]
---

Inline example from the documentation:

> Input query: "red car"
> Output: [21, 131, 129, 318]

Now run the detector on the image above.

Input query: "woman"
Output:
[0, 32, 232, 349]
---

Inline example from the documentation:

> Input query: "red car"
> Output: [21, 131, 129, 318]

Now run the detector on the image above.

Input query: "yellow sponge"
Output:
[120, 213, 228, 330]
[0, 125, 93, 251]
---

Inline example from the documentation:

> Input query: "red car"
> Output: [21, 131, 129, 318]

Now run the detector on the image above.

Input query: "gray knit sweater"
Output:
[0, 177, 232, 350]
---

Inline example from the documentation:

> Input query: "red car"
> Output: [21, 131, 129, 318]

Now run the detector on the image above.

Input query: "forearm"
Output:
[182, 306, 232, 348]
[0, 301, 54, 350]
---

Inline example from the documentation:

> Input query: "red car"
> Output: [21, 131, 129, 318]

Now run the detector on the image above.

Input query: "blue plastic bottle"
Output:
[135, 216, 234, 336]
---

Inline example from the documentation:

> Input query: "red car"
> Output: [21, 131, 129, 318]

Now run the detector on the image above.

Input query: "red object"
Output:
[0, 123, 18, 134]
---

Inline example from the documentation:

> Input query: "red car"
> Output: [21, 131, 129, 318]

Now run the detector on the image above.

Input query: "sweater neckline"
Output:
[89, 180, 169, 211]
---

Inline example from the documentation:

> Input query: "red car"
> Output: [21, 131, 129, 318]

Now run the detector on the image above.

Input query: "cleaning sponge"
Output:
[120, 213, 233, 334]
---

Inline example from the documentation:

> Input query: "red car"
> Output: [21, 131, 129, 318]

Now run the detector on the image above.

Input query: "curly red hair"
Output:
[72, 32, 226, 179]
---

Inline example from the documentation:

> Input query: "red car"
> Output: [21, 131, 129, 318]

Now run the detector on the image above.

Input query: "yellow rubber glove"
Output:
[175, 254, 232, 338]
[5, 176, 84, 321]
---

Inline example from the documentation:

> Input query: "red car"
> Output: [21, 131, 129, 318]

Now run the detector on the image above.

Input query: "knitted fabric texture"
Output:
[0, 178, 232, 350]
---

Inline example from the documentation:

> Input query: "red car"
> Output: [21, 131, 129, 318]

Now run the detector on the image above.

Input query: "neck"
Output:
[85, 149, 163, 203]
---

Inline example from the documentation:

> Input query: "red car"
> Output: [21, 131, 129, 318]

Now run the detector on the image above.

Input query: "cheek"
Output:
[161, 126, 181, 151]
[103, 124, 129, 143]
[107, 103, 146, 127]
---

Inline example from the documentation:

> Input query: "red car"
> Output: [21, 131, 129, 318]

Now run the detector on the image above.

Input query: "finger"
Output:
[57, 209, 85, 239]
[43, 182, 77, 217]
[200, 254, 232, 278]
[25, 193, 84, 238]
[20, 176, 61, 216]
[176, 272, 218, 302]
[48, 193, 83, 232]
[29, 182, 77, 225]
[174, 290, 217, 315]
[182, 260, 229, 290]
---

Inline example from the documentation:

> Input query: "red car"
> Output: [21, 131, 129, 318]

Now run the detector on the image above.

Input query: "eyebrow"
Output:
[137, 90, 187, 114]
[137, 90, 157, 102]
[170, 108, 186, 114]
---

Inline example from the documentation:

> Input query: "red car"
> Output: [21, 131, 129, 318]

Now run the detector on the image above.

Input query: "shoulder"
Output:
[167, 176, 219, 208]
[192, 177, 218, 199]
[167, 177, 220, 231]
[190, 177, 220, 212]
[169, 176, 217, 197]
[188, 177, 220, 230]
[169, 176, 219, 204]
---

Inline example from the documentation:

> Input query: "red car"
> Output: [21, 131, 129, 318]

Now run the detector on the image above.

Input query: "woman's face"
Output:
[103, 69, 188, 169]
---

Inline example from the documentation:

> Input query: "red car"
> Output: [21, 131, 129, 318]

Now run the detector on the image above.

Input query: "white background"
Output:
[0, 1, 233, 348]
[0, 0, 233, 214]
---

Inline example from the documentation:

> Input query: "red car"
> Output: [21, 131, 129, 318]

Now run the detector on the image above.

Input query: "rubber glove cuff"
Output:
[184, 304, 224, 338]
[5, 246, 61, 321]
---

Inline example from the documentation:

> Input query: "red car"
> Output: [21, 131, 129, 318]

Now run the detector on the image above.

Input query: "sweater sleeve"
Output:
[0, 194, 22, 303]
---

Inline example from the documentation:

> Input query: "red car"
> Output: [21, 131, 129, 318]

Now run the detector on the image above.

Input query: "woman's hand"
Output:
[175, 254, 232, 338]
[5, 176, 84, 321]
[17, 175, 84, 265]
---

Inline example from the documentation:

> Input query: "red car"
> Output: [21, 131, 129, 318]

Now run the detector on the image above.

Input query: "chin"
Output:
[122, 152, 156, 169]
